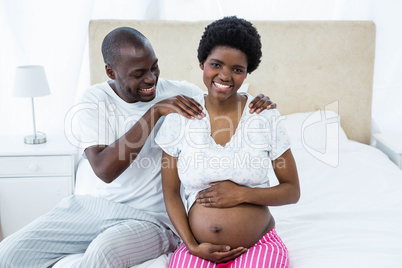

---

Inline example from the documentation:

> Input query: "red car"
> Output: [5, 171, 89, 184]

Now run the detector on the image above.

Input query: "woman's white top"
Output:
[155, 93, 291, 211]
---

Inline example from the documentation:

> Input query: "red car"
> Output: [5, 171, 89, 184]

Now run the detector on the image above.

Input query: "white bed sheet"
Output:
[55, 140, 402, 268]
[270, 140, 402, 268]
[53, 252, 172, 267]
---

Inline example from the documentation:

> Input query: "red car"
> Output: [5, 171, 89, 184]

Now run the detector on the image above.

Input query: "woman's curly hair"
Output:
[197, 16, 262, 74]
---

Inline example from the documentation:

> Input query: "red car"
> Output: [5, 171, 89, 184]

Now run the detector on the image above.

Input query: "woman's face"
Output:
[201, 46, 248, 102]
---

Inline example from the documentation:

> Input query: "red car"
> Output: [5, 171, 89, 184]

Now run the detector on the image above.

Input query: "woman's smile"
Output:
[213, 81, 232, 92]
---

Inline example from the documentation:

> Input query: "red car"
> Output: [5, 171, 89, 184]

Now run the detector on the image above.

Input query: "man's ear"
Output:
[105, 64, 115, 80]
[199, 62, 205, 70]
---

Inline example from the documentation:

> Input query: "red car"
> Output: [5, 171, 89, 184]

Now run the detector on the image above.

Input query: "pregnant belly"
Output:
[188, 202, 274, 249]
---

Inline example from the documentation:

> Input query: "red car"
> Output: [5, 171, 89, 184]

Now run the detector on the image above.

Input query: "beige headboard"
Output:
[89, 20, 375, 144]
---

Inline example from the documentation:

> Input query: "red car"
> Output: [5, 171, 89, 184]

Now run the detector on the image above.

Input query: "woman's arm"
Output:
[244, 148, 300, 206]
[196, 149, 300, 207]
[161, 152, 247, 263]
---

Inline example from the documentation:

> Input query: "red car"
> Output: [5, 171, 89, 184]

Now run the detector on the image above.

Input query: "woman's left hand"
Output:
[249, 94, 277, 114]
[196, 180, 244, 208]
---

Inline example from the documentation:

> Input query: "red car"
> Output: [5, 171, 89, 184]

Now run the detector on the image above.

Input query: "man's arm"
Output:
[85, 95, 205, 183]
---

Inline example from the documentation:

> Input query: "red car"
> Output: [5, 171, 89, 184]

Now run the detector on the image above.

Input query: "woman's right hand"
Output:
[189, 242, 247, 263]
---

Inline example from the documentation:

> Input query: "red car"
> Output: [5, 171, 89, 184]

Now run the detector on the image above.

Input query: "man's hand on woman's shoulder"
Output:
[249, 93, 277, 114]
[153, 95, 206, 119]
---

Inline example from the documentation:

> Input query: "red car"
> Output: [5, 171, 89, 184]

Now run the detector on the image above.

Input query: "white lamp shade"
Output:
[13, 65, 50, 97]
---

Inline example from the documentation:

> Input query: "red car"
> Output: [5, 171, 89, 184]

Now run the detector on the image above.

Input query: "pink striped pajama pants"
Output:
[168, 228, 289, 268]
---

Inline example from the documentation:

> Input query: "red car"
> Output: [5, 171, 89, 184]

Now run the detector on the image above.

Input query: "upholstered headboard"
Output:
[88, 20, 375, 144]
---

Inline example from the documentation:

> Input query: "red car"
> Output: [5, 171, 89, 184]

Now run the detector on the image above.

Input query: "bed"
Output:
[55, 20, 402, 267]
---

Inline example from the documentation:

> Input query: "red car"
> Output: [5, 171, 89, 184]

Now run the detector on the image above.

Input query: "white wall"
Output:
[1, 0, 401, 139]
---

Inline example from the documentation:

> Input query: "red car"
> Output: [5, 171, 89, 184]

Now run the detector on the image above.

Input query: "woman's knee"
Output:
[169, 243, 212, 268]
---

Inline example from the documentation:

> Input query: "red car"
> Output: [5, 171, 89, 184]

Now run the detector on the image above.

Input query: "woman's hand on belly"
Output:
[196, 180, 246, 208]
[189, 202, 273, 249]
[188, 242, 247, 264]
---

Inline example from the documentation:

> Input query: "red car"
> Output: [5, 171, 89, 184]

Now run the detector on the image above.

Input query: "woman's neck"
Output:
[204, 93, 246, 115]
[204, 93, 248, 147]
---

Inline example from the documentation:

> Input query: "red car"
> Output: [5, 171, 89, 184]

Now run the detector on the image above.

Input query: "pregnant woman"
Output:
[155, 16, 300, 268]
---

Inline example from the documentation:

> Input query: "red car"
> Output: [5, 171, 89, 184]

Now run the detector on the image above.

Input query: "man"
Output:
[0, 27, 276, 267]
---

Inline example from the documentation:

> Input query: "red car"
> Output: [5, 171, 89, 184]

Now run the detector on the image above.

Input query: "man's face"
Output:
[108, 42, 160, 103]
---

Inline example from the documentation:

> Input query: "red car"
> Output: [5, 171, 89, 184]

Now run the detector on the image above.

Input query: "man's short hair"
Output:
[101, 27, 148, 67]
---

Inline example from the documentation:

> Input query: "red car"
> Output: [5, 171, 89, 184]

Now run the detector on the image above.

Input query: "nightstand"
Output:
[0, 135, 77, 240]
[374, 133, 402, 169]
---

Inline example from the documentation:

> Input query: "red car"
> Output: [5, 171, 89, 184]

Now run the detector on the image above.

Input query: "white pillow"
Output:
[281, 110, 348, 151]
[238, 83, 249, 93]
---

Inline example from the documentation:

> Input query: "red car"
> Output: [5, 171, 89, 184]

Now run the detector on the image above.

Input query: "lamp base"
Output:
[24, 133, 47, 144]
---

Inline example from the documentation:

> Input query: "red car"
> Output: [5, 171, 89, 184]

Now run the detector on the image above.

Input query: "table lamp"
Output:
[13, 65, 51, 144]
